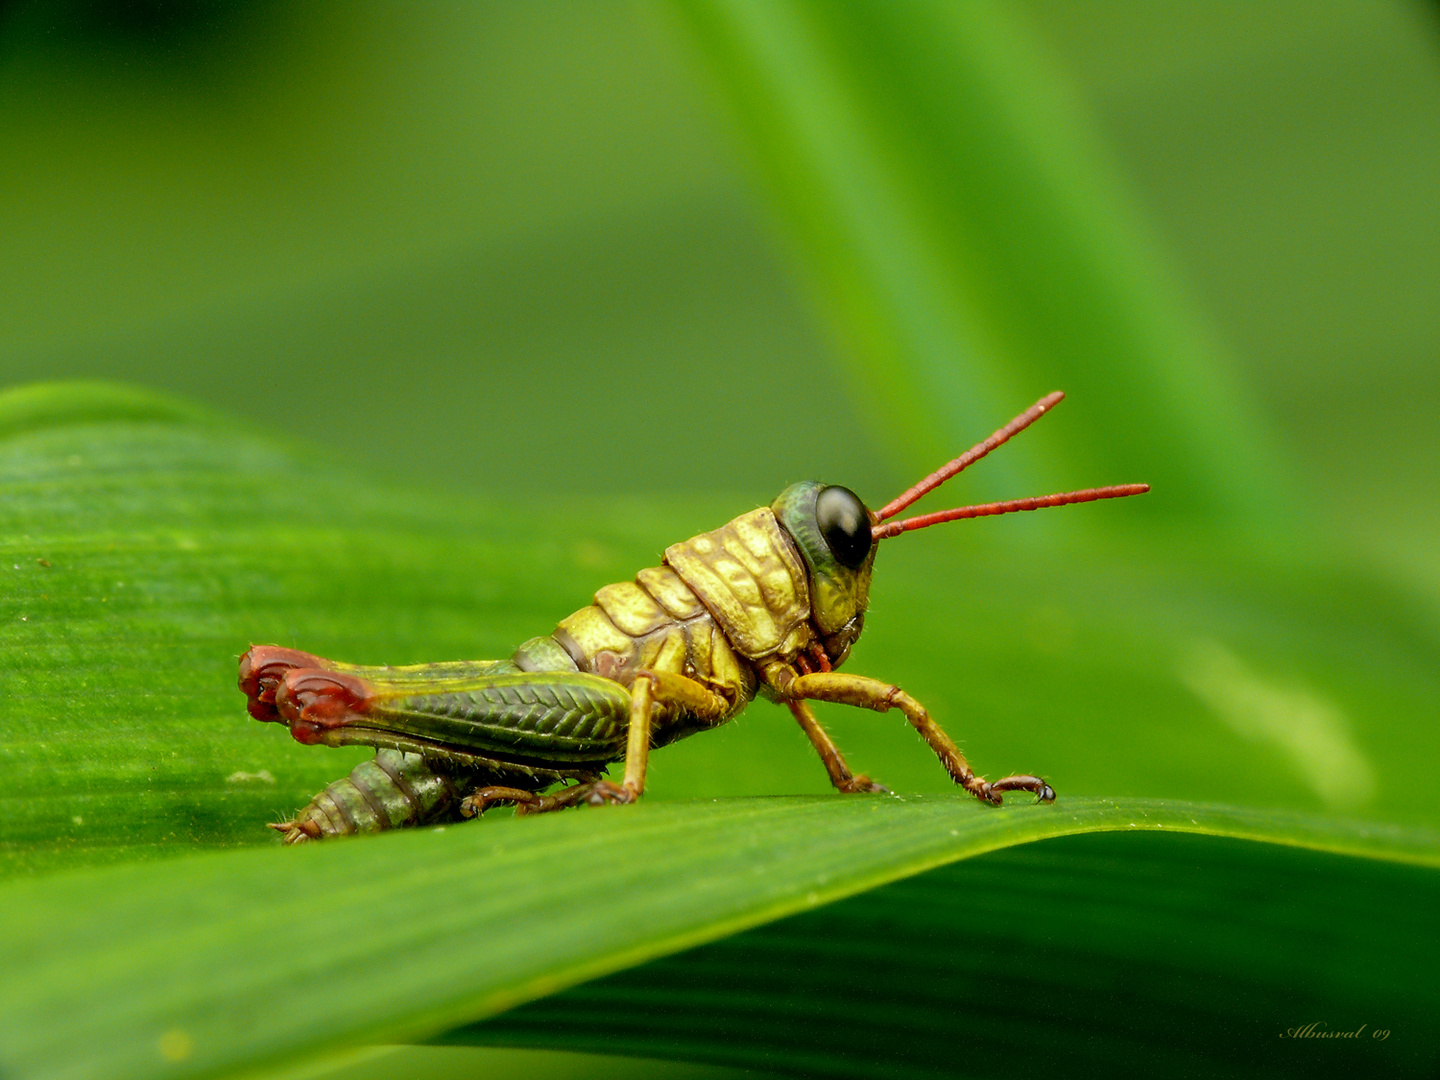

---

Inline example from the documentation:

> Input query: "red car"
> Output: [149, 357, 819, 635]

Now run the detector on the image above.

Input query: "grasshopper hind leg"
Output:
[461, 779, 635, 818]
[461, 668, 732, 818]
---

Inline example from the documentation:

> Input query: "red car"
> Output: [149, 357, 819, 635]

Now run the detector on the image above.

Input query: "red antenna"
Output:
[872, 392, 1148, 540]
[876, 391, 1065, 521]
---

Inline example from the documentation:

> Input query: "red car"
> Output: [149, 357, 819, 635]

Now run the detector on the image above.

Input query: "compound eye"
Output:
[816, 485, 872, 569]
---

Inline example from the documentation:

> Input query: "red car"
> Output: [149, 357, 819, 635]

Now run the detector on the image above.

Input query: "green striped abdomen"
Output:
[279, 749, 473, 843]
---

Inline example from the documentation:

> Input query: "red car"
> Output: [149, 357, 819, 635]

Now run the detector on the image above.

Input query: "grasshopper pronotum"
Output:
[240, 392, 1146, 842]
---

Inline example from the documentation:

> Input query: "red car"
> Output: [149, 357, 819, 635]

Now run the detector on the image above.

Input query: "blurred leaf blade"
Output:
[670, 0, 1292, 527]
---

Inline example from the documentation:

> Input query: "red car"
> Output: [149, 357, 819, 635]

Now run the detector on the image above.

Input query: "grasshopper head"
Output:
[774, 393, 1151, 668]
[771, 480, 876, 667]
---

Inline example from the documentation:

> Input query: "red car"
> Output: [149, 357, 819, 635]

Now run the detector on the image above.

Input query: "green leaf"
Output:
[454, 828, 1440, 1080]
[4, 793, 1436, 1080]
[2, 383, 1438, 1080]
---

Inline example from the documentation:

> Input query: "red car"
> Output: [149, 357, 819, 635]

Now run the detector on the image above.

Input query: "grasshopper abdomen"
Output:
[275, 749, 472, 843]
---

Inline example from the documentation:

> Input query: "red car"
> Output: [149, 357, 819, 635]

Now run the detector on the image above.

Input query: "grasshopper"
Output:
[241, 392, 1146, 842]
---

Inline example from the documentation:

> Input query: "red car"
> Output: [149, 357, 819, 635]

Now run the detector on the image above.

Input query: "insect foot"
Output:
[980, 775, 1057, 805]
[583, 780, 638, 806]
[835, 775, 890, 794]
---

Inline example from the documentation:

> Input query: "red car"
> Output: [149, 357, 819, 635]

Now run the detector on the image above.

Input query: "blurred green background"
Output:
[3, 3, 1439, 1078]
[4, 0, 1437, 552]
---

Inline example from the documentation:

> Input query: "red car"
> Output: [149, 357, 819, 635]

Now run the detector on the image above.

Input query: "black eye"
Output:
[816, 485, 872, 569]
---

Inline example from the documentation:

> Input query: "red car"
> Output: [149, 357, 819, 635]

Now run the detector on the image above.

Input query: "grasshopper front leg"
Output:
[771, 668, 1054, 805]
[462, 668, 732, 816]
[786, 700, 889, 794]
